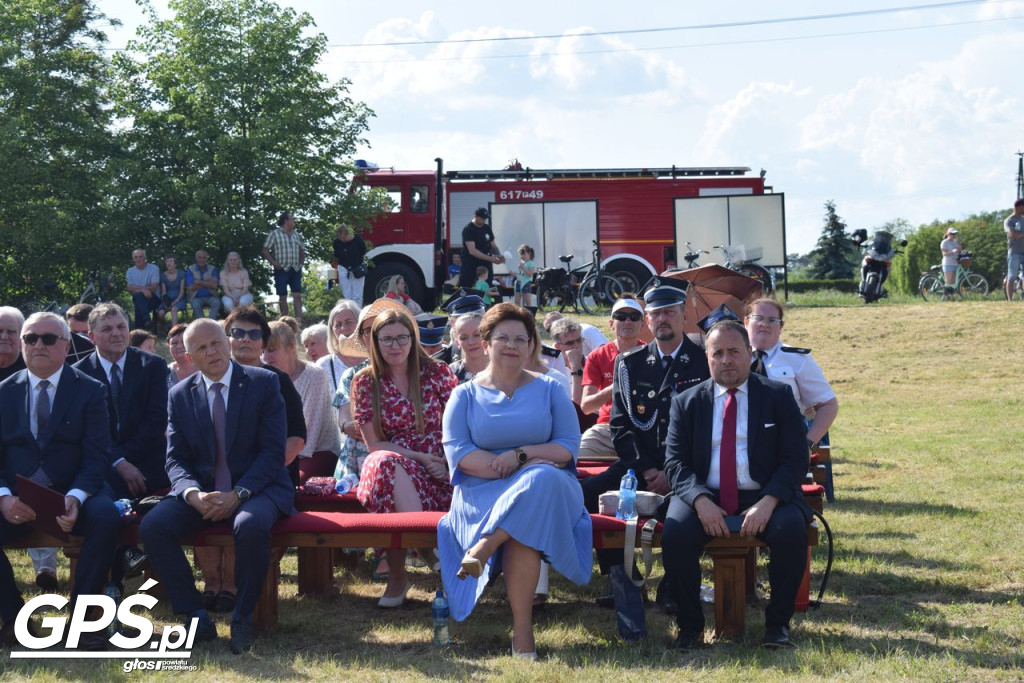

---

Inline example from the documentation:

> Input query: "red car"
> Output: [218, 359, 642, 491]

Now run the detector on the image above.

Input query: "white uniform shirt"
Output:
[760, 341, 835, 415]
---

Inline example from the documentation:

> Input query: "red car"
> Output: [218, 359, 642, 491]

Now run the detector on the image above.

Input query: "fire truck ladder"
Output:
[445, 166, 752, 181]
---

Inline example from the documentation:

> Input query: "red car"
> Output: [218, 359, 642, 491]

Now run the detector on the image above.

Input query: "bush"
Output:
[890, 211, 1005, 294]
[299, 266, 344, 323]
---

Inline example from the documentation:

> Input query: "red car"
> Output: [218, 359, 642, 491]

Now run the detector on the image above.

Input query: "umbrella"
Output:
[660, 264, 764, 334]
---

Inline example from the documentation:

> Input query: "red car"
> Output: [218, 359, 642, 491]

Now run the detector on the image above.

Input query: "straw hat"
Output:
[337, 297, 410, 358]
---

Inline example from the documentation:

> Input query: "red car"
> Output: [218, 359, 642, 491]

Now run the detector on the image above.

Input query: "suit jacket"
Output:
[0, 366, 112, 496]
[664, 373, 808, 509]
[165, 360, 293, 515]
[75, 346, 170, 490]
[609, 337, 709, 472]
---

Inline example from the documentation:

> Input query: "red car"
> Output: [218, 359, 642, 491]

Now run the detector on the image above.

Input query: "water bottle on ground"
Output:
[104, 581, 122, 636]
[431, 589, 450, 646]
[617, 469, 638, 520]
[114, 499, 133, 517]
[335, 473, 360, 495]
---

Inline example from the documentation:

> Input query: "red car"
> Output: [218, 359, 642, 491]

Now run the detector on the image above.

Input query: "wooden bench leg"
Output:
[707, 544, 749, 638]
[253, 548, 283, 636]
[297, 547, 336, 596]
[63, 546, 80, 595]
[794, 546, 812, 612]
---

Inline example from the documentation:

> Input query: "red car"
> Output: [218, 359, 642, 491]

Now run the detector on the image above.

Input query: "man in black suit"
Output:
[139, 319, 292, 654]
[0, 312, 120, 648]
[663, 319, 810, 649]
[75, 303, 170, 500]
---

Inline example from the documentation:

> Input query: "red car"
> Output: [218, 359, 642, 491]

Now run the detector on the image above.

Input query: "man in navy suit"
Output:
[75, 303, 170, 500]
[139, 319, 291, 654]
[0, 312, 121, 648]
[662, 319, 810, 650]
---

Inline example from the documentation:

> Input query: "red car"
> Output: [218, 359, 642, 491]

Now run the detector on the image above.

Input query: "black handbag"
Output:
[348, 262, 367, 279]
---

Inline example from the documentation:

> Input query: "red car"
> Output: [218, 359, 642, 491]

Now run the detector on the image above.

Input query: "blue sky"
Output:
[95, 0, 1024, 253]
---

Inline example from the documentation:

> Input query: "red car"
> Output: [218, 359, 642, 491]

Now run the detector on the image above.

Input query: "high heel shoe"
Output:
[456, 555, 483, 580]
[511, 639, 537, 660]
[376, 580, 409, 608]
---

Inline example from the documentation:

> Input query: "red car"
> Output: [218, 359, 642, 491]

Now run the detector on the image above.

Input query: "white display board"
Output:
[487, 200, 598, 274]
[673, 194, 786, 267]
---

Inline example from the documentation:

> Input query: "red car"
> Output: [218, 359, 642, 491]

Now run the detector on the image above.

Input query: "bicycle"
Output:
[1003, 269, 1024, 301]
[535, 240, 624, 315]
[20, 270, 110, 315]
[918, 252, 988, 301]
[677, 242, 776, 294]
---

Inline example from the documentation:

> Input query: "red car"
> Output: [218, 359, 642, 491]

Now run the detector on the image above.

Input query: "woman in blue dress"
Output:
[440, 303, 592, 659]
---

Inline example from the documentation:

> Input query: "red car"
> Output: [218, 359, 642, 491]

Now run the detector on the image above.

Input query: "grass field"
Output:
[3, 295, 1023, 681]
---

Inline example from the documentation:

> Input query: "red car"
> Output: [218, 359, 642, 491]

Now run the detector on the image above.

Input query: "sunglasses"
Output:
[612, 312, 643, 322]
[22, 333, 64, 346]
[228, 328, 263, 341]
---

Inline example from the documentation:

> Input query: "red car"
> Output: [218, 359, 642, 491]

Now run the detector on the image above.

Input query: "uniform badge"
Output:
[636, 404, 646, 415]
[647, 390, 655, 399]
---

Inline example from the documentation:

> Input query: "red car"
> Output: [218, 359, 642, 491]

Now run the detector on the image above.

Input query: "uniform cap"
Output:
[642, 278, 688, 311]
[697, 303, 739, 333]
[415, 313, 448, 346]
[443, 294, 486, 317]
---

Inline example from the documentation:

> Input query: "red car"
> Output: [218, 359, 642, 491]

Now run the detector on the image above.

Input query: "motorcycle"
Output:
[852, 229, 907, 303]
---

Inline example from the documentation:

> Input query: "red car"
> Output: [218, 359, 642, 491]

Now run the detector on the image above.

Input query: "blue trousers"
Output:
[131, 291, 159, 329]
[139, 494, 281, 619]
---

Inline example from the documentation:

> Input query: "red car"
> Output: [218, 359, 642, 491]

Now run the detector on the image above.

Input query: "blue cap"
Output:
[697, 304, 739, 333]
[415, 313, 448, 346]
[643, 278, 687, 311]
[443, 294, 486, 317]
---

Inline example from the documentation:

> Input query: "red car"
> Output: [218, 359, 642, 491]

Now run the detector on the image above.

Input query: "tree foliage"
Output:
[807, 200, 859, 280]
[110, 0, 382, 292]
[0, 0, 119, 304]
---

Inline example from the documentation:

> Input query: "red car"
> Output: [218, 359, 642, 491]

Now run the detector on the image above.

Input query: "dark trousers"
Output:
[0, 493, 120, 624]
[661, 491, 808, 633]
[131, 291, 159, 329]
[139, 494, 282, 619]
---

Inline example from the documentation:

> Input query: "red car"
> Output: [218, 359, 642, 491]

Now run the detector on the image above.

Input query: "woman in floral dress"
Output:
[351, 307, 457, 607]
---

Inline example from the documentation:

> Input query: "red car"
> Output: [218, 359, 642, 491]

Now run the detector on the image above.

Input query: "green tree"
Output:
[0, 0, 120, 304]
[110, 0, 383, 293]
[808, 200, 859, 280]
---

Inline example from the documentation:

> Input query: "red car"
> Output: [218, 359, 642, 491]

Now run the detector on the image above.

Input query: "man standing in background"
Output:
[1005, 199, 1024, 300]
[263, 211, 306, 319]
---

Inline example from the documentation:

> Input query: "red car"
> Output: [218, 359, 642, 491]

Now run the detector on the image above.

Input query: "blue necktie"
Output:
[211, 382, 231, 492]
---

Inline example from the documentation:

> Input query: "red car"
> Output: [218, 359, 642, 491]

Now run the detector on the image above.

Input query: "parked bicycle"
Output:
[678, 242, 775, 294]
[918, 252, 988, 301]
[20, 270, 110, 315]
[1004, 268, 1024, 301]
[535, 240, 623, 315]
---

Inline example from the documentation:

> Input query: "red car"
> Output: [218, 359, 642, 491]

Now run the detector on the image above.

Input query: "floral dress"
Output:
[352, 361, 457, 512]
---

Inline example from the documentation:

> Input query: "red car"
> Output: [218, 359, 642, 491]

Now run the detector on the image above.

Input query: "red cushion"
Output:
[273, 511, 446, 535]
[809, 453, 819, 465]
[576, 465, 609, 479]
[802, 484, 825, 496]
[294, 491, 365, 513]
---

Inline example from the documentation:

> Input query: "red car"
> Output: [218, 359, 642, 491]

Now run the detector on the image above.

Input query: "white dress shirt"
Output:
[706, 380, 760, 491]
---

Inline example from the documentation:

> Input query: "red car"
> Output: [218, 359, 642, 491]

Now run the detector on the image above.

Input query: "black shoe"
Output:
[594, 590, 651, 609]
[211, 591, 236, 614]
[671, 629, 705, 650]
[1, 618, 45, 648]
[187, 612, 218, 644]
[655, 578, 677, 615]
[229, 615, 254, 654]
[77, 631, 109, 651]
[762, 624, 795, 649]
[119, 545, 149, 579]
[35, 569, 59, 591]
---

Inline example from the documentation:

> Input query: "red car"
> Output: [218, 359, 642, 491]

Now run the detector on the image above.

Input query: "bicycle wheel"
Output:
[579, 274, 623, 316]
[918, 274, 944, 301]
[959, 272, 988, 300]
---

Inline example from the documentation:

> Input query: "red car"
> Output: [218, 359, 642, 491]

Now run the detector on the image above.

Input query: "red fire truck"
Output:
[357, 159, 787, 309]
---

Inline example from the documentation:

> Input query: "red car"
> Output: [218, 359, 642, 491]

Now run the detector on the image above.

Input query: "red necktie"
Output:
[719, 388, 739, 515]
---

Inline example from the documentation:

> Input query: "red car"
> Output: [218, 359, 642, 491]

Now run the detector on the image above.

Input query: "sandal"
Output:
[211, 590, 236, 613]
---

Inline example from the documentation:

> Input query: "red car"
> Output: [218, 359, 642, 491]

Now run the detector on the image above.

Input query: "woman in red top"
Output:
[351, 307, 457, 606]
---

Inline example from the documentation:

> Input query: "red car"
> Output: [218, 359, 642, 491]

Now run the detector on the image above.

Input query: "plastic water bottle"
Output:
[617, 469, 638, 520]
[104, 581, 122, 636]
[335, 473, 360, 495]
[431, 589, 450, 646]
[114, 499, 133, 517]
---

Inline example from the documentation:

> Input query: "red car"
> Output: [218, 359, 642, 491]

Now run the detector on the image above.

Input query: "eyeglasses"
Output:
[747, 314, 783, 325]
[228, 328, 263, 341]
[491, 335, 530, 348]
[359, 326, 372, 337]
[612, 312, 643, 322]
[378, 334, 411, 348]
[558, 336, 582, 347]
[22, 333, 64, 346]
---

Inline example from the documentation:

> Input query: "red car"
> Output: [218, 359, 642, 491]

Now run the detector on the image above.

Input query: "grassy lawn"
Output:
[3, 295, 1023, 680]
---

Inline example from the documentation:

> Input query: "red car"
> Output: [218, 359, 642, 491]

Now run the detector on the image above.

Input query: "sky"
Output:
[93, 0, 1024, 254]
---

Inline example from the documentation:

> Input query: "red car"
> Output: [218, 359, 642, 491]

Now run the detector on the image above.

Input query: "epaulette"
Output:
[620, 344, 647, 359]
[541, 344, 561, 359]
[780, 345, 811, 354]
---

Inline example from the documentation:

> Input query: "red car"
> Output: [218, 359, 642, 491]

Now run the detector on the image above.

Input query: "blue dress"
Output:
[439, 374, 592, 621]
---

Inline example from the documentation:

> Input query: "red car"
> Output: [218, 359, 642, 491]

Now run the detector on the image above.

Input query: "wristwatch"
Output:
[233, 486, 251, 502]
[571, 368, 584, 377]
[515, 448, 528, 465]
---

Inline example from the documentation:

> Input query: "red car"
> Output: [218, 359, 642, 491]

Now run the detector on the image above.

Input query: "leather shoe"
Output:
[77, 631, 109, 651]
[119, 545, 149, 579]
[187, 611, 218, 644]
[671, 629, 705, 650]
[0, 619, 45, 647]
[655, 578, 677, 615]
[762, 624, 795, 649]
[35, 569, 59, 592]
[229, 615, 254, 654]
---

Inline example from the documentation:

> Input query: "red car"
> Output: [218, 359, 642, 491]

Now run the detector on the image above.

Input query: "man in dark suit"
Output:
[578, 280, 709, 633]
[139, 319, 291, 654]
[0, 312, 121, 648]
[75, 303, 170, 500]
[663, 319, 810, 649]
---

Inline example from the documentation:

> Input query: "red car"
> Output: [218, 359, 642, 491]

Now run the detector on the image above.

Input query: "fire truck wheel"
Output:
[364, 262, 425, 310]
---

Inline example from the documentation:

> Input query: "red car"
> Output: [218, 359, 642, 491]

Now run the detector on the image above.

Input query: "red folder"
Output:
[15, 475, 71, 541]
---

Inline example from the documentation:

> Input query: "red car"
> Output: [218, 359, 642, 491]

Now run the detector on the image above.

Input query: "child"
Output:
[474, 266, 499, 306]
[448, 252, 462, 281]
[514, 244, 537, 307]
